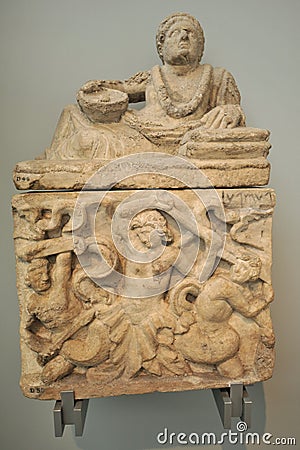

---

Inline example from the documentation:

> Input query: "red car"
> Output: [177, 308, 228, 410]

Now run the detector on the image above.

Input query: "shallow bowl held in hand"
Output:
[77, 87, 129, 123]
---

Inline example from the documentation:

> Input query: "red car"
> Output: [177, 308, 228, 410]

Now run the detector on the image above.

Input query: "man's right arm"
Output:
[79, 70, 151, 103]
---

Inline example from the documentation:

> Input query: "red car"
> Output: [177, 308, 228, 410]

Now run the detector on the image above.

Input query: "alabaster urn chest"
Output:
[13, 13, 275, 401]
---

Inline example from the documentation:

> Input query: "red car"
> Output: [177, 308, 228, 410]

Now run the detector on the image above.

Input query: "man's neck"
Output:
[163, 62, 198, 76]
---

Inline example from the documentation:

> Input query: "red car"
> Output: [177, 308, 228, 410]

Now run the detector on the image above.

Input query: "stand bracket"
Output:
[53, 390, 89, 437]
[212, 383, 252, 429]
[52, 384, 251, 436]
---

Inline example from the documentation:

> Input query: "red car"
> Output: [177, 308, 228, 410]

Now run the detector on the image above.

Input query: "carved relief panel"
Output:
[13, 188, 275, 399]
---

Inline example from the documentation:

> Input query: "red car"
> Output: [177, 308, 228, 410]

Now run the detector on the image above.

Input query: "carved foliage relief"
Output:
[12, 188, 275, 399]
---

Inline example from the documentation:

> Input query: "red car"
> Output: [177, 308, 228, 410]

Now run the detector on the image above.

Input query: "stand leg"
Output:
[53, 391, 89, 437]
[212, 383, 252, 429]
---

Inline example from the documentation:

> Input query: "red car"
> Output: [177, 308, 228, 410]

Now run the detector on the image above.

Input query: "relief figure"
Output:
[172, 253, 274, 378]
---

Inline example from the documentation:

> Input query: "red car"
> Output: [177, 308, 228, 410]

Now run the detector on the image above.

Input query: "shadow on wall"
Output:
[73, 382, 266, 450]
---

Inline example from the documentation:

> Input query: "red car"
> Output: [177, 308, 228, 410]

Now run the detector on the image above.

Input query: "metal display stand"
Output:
[53, 391, 89, 437]
[212, 383, 252, 429]
[53, 383, 252, 437]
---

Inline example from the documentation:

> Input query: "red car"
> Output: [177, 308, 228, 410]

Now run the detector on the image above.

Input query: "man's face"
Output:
[28, 264, 51, 292]
[135, 225, 165, 250]
[161, 19, 202, 66]
[230, 260, 256, 284]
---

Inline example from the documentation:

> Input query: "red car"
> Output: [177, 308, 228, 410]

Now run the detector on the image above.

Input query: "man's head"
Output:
[130, 210, 173, 249]
[230, 253, 262, 284]
[26, 258, 51, 292]
[156, 13, 205, 66]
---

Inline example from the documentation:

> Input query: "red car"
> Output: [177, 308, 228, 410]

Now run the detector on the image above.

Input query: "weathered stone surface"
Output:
[12, 13, 276, 401]
[13, 13, 271, 190]
[13, 154, 270, 190]
[13, 188, 275, 400]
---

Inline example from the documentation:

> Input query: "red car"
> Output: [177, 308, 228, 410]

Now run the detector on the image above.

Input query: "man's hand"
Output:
[200, 104, 245, 129]
[264, 284, 274, 305]
[261, 329, 275, 348]
[79, 80, 105, 94]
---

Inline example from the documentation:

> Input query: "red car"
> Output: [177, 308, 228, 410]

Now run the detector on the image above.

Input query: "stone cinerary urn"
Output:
[13, 13, 275, 401]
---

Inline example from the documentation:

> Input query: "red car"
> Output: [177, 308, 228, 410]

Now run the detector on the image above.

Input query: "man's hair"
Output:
[130, 210, 173, 244]
[27, 258, 49, 274]
[156, 12, 205, 63]
[25, 258, 49, 286]
[235, 252, 262, 280]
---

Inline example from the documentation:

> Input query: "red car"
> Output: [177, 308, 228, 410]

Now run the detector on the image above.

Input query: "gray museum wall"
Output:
[1, 1, 299, 449]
